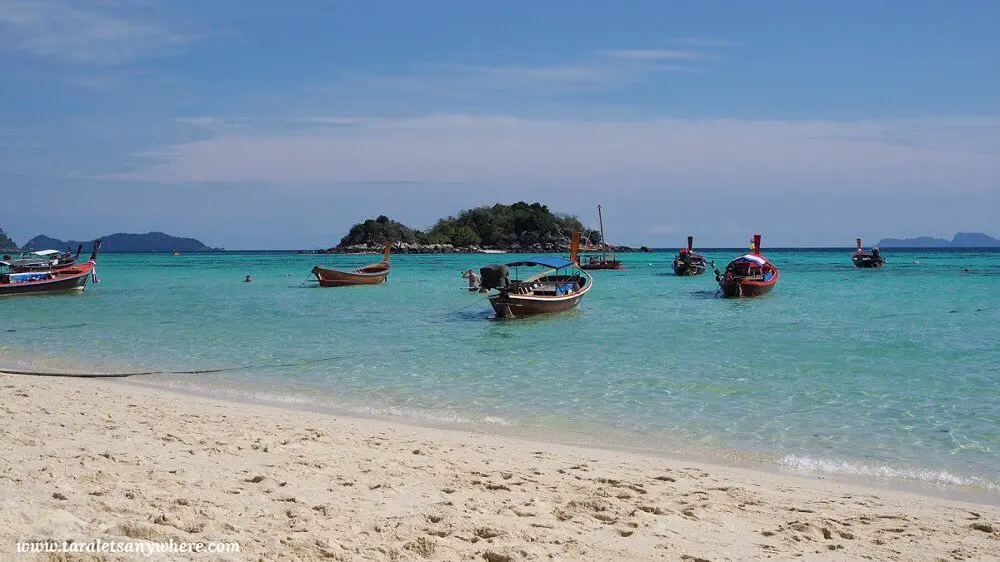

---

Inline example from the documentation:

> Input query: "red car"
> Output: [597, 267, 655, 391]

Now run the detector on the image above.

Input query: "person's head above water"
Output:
[245, 275, 252, 282]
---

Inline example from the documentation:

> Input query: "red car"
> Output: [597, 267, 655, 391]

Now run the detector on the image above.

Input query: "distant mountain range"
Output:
[19, 232, 220, 253]
[877, 232, 1000, 248]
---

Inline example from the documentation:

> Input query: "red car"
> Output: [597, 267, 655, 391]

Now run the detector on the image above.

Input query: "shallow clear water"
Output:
[3, 249, 998, 490]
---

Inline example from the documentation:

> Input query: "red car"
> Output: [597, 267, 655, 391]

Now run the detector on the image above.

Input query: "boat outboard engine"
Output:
[479, 265, 510, 291]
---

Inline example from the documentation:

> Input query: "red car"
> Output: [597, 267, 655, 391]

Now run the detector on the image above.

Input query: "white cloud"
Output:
[599, 49, 711, 61]
[319, 43, 722, 104]
[174, 117, 255, 132]
[669, 38, 745, 48]
[0, 0, 196, 64]
[110, 115, 1000, 194]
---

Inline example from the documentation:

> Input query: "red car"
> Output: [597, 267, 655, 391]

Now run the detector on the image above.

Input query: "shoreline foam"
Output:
[4, 349, 999, 501]
[3, 372, 999, 560]
[124, 373, 1000, 503]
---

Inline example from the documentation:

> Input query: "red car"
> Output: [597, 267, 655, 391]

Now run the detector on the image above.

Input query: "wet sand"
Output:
[2, 372, 998, 560]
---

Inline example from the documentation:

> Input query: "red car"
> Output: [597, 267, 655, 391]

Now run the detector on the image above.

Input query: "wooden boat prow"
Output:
[481, 232, 593, 319]
[311, 242, 392, 287]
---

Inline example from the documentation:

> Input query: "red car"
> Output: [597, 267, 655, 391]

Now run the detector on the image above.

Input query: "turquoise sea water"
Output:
[3, 249, 999, 491]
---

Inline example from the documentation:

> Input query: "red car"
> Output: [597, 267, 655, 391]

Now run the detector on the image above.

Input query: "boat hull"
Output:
[672, 259, 706, 276]
[719, 277, 777, 298]
[851, 256, 885, 268]
[489, 291, 586, 319]
[311, 265, 389, 287]
[580, 261, 625, 271]
[0, 266, 92, 296]
[673, 265, 705, 276]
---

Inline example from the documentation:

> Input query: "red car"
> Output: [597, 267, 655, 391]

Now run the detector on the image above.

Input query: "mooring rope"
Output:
[450, 293, 490, 314]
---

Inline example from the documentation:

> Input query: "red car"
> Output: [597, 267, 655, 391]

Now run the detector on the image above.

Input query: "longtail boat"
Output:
[715, 234, 779, 298]
[480, 232, 593, 319]
[311, 243, 391, 287]
[5, 245, 82, 273]
[580, 205, 625, 271]
[672, 236, 708, 276]
[0, 241, 101, 297]
[851, 238, 885, 268]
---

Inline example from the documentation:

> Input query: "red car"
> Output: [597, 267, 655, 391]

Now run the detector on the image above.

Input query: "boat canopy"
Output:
[505, 256, 575, 270]
[32, 249, 61, 256]
[736, 254, 768, 265]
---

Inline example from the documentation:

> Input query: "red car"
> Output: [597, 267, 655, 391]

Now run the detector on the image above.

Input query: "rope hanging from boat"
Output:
[0, 352, 401, 379]
[450, 293, 490, 314]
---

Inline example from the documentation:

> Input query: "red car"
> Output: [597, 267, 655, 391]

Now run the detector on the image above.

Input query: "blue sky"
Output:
[1, 0, 998, 249]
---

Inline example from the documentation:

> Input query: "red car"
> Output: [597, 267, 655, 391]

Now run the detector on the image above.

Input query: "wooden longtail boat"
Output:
[311, 243, 391, 287]
[5, 245, 82, 273]
[851, 238, 885, 269]
[481, 232, 593, 319]
[715, 234, 779, 298]
[580, 205, 626, 271]
[672, 236, 708, 276]
[0, 241, 101, 297]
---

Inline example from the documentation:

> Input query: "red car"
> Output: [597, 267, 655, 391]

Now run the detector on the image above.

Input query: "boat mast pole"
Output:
[598, 204, 606, 254]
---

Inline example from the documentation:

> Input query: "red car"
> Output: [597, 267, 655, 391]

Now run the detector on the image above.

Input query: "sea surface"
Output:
[3, 249, 999, 492]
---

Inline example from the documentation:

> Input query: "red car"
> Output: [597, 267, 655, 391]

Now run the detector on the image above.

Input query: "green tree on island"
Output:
[422, 202, 595, 247]
[338, 215, 422, 247]
[335, 203, 606, 249]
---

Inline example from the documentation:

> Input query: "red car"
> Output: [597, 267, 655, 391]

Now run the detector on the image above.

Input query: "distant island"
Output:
[876, 232, 1000, 248]
[19, 232, 220, 253]
[305, 202, 645, 254]
[0, 228, 17, 251]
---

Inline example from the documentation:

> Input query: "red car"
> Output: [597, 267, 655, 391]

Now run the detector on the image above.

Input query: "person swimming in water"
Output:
[461, 269, 481, 292]
[245, 275, 252, 283]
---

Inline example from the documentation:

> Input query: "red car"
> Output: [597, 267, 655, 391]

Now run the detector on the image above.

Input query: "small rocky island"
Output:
[302, 202, 648, 254]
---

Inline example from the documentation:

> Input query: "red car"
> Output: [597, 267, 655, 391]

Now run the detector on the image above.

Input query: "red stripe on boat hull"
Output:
[0, 264, 93, 296]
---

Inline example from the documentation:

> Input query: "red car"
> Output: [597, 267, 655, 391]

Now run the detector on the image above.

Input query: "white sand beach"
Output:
[2, 372, 998, 561]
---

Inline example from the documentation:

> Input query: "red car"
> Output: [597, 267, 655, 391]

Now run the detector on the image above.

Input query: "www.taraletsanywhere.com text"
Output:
[15, 538, 241, 556]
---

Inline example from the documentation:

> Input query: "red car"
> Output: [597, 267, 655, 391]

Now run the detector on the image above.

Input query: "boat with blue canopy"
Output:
[479, 233, 593, 319]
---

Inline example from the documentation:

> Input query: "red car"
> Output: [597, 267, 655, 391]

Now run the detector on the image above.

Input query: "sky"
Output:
[0, 0, 998, 249]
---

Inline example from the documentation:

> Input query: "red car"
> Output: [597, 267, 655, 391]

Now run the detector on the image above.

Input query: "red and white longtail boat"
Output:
[715, 234, 779, 298]
[0, 240, 101, 297]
